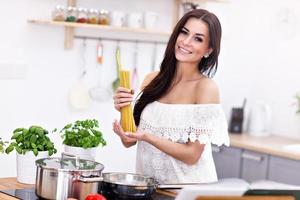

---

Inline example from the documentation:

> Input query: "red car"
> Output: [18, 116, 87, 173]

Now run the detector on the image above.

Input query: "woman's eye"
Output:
[195, 37, 203, 42]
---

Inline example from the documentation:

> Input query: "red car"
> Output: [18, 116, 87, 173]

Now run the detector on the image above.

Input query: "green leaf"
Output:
[31, 143, 37, 149]
[33, 148, 38, 156]
[48, 149, 53, 156]
[37, 144, 44, 151]
[15, 146, 22, 154]
[11, 132, 22, 140]
[13, 128, 24, 133]
[46, 142, 54, 149]
[36, 128, 44, 137]
[16, 135, 24, 143]
[5, 145, 14, 154]
[30, 135, 37, 143]
[29, 126, 36, 133]
[24, 141, 30, 148]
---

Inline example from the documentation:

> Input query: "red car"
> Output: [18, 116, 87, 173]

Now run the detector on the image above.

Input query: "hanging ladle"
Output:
[89, 39, 112, 102]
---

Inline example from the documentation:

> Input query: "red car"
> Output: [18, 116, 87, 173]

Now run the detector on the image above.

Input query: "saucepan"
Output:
[35, 152, 104, 200]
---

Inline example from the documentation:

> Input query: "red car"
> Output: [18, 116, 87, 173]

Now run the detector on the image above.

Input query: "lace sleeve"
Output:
[190, 105, 229, 146]
[138, 102, 229, 146]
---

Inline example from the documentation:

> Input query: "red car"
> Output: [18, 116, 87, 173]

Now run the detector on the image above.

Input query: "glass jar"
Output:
[77, 8, 88, 23]
[66, 6, 77, 22]
[88, 9, 99, 24]
[98, 10, 110, 25]
[52, 5, 66, 21]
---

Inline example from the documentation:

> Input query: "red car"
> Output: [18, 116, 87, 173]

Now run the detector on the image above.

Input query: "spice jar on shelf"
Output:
[52, 5, 66, 21]
[98, 10, 110, 25]
[66, 6, 77, 22]
[88, 9, 99, 24]
[77, 7, 88, 23]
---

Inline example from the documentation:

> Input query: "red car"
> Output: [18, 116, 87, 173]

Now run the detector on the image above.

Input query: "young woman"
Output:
[113, 9, 229, 184]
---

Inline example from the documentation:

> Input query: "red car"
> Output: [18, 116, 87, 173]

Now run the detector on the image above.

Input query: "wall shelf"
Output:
[28, 19, 171, 49]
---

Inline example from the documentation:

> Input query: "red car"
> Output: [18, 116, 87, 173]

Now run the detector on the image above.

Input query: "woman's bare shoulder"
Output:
[196, 77, 220, 104]
[140, 71, 159, 90]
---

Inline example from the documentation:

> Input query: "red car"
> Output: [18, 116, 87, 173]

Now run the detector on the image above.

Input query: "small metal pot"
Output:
[35, 152, 104, 200]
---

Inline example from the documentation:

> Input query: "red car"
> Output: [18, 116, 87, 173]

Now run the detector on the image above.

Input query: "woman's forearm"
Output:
[143, 133, 205, 165]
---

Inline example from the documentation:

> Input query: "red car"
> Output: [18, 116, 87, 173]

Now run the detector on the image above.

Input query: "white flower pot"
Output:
[16, 151, 49, 184]
[64, 145, 97, 161]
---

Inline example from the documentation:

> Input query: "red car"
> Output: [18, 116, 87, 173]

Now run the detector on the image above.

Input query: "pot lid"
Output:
[35, 157, 104, 172]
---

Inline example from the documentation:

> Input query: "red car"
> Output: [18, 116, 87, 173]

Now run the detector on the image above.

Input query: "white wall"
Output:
[0, 0, 300, 177]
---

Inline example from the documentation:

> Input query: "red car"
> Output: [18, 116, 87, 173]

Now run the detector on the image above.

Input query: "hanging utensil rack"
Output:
[74, 36, 167, 45]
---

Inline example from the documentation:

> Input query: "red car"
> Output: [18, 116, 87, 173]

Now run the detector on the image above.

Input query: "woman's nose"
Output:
[182, 36, 192, 45]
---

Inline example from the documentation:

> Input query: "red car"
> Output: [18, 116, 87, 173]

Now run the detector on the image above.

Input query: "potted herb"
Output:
[5, 125, 57, 184]
[59, 119, 106, 161]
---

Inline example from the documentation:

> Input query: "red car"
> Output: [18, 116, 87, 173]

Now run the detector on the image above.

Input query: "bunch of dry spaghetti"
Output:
[119, 70, 136, 132]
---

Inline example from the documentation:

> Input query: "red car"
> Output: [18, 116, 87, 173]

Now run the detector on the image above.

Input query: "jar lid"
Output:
[36, 157, 104, 172]
[78, 7, 88, 12]
[67, 6, 77, 11]
[89, 9, 99, 14]
[55, 5, 66, 10]
[99, 10, 109, 15]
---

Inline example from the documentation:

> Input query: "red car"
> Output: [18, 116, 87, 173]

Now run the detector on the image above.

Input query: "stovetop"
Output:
[0, 188, 175, 200]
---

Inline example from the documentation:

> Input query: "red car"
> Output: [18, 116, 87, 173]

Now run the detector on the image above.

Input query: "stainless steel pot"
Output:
[35, 152, 104, 200]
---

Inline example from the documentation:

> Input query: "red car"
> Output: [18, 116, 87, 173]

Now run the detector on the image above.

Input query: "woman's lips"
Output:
[178, 46, 192, 54]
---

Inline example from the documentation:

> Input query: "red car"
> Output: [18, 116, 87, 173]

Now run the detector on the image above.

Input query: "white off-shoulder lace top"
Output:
[136, 101, 229, 184]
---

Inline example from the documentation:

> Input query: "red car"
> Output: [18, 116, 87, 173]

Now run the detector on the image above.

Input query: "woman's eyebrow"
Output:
[183, 26, 205, 37]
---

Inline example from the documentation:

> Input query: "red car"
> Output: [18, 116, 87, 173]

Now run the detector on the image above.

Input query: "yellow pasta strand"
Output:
[119, 70, 137, 133]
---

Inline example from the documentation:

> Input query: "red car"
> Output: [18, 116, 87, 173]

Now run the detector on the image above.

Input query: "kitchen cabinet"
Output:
[212, 145, 242, 179]
[268, 156, 300, 185]
[241, 150, 268, 182]
[213, 145, 300, 185]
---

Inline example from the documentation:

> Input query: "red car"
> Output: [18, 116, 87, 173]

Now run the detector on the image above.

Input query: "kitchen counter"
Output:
[230, 133, 300, 160]
[0, 177, 176, 200]
[0, 177, 34, 200]
[0, 177, 33, 190]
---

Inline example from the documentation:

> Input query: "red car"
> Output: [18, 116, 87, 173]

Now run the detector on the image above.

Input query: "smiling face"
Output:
[175, 18, 212, 65]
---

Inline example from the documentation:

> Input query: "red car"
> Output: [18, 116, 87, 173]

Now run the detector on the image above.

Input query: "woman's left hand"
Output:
[113, 120, 146, 142]
[123, 130, 146, 141]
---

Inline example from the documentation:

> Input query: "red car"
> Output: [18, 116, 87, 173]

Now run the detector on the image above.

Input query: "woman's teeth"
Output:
[179, 46, 192, 54]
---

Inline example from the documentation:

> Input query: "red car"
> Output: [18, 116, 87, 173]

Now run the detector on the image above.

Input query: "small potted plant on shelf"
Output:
[5, 125, 57, 184]
[0, 137, 7, 154]
[296, 93, 300, 114]
[59, 119, 106, 161]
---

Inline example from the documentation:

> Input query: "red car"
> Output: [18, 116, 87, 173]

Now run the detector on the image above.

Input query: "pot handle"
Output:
[78, 176, 103, 183]
[61, 152, 80, 168]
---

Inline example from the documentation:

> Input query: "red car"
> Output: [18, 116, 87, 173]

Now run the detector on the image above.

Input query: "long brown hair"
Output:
[134, 9, 222, 126]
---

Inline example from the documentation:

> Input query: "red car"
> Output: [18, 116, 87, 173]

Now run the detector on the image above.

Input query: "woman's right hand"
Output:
[113, 87, 134, 112]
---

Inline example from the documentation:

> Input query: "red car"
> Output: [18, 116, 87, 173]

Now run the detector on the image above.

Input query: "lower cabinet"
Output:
[268, 156, 300, 185]
[212, 145, 300, 185]
[241, 150, 268, 182]
[212, 146, 242, 179]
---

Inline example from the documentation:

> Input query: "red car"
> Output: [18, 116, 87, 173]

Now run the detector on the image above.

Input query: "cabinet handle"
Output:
[212, 146, 221, 153]
[242, 152, 263, 162]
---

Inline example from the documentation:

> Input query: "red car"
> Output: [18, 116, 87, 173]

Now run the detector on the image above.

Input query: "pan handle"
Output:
[157, 182, 205, 189]
[78, 176, 103, 183]
[61, 152, 80, 168]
